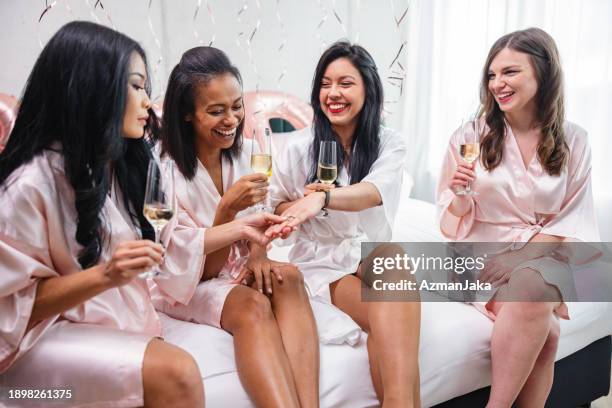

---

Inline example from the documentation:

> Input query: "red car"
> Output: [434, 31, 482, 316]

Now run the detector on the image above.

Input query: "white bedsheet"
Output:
[161, 197, 612, 407]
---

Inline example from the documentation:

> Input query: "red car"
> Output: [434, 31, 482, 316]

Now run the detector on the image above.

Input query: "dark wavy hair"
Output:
[308, 41, 383, 184]
[479, 27, 568, 175]
[0, 21, 159, 268]
[160, 46, 244, 180]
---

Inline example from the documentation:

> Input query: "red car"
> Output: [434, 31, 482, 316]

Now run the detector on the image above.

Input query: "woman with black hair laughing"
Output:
[267, 41, 421, 407]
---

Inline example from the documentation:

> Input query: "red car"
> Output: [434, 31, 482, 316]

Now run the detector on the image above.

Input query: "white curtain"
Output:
[399, 0, 612, 238]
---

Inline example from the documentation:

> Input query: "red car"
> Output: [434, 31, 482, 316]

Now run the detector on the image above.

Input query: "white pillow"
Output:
[392, 197, 444, 242]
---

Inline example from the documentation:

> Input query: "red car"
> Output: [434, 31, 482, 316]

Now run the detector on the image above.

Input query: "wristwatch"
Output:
[319, 189, 330, 217]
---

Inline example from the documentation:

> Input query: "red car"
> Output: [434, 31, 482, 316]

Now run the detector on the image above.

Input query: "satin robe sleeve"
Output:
[0, 178, 60, 373]
[436, 126, 476, 240]
[152, 165, 207, 306]
[359, 128, 407, 241]
[540, 126, 600, 242]
[269, 131, 310, 246]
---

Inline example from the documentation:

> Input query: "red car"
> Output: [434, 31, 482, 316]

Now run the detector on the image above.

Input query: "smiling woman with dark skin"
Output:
[159, 46, 319, 408]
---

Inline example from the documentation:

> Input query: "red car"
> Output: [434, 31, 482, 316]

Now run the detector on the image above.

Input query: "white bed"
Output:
[160, 188, 612, 407]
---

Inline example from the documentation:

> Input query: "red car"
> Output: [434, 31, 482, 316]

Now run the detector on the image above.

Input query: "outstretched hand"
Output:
[238, 212, 294, 245]
[265, 192, 326, 238]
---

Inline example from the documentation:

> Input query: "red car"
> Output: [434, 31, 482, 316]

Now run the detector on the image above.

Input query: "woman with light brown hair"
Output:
[437, 28, 598, 407]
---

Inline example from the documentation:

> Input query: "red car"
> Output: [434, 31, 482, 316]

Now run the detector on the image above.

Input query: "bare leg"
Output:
[330, 244, 421, 408]
[221, 285, 300, 408]
[142, 338, 205, 408]
[486, 268, 561, 408]
[367, 334, 384, 402]
[270, 264, 320, 408]
[515, 317, 560, 408]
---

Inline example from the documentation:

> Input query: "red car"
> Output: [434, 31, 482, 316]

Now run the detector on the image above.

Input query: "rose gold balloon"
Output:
[0, 93, 19, 152]
[243, 91, 313, 138]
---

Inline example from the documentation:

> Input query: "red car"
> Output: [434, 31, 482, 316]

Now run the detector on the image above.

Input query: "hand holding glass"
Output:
[141, 160, 175, 278]
[457, 121, 480, 196]
[317, 141, 338, 185]
[250, 126, 272, 211]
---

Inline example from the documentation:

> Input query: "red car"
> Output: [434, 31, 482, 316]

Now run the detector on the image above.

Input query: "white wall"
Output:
[0, 0, 409, 130]
[1, 0, 610, 239]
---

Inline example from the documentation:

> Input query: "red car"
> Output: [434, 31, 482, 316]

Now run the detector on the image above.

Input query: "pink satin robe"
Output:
[0, 148, 202, 407]
[436, 120, 599, 318]
[154, 140, 254, 328]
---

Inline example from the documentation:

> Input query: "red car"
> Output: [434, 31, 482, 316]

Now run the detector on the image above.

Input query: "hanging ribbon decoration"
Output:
[205, 0, 216, 46]
[384, 0, 410, 114]
[37, 0, 58, 49]
[192, 0, 204, 45]
[146, 0, 164, 102]
[92, 0, 116, 29]
[84, 0, 100, 23]
[275, 0, 287, 90]
[331, 0, 347, 37]
[62, 0, 76, 18]
[315, 0, 329, 50]
[240, 0, 262, 94]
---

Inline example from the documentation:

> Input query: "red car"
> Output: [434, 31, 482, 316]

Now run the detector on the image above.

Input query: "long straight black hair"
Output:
[161, 46, 244, 181]
[308, 41, 384, 184]
[0, 21, 158, 268]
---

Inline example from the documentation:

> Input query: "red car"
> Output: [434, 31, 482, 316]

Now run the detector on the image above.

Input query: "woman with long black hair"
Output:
[0, 21, 285, 407]
[267, 41, 421, 407]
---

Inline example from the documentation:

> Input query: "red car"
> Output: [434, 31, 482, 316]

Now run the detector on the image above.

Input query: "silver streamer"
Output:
[192, 0, 215, 46]
[315, 0, 329, 50]
[192, 0, 203, 44]
[275, 0, 287, 89]
[93, 0, 115, 29]
[331, 0, 347, 36]
[62, 0, 75, 17]
[37, 0, 58, 48]
[146, 0, 164, 102]
[246, 0, 262, 93]
[205, 0, 216, 46]
[385, 0, 410, 111]
[84, 0, 100, 24]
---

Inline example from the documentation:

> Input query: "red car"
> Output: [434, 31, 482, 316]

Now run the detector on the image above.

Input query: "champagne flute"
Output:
[457, 119, 481, 196]
[317, 141, 338, 185]
[250, 126, 272, 212]
[141, 160, 175, 278]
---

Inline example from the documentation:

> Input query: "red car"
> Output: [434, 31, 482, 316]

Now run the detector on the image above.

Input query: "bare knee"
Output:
[143, 342, 204, 407]
[163, 352, 202, 396]
[223, 289, 274, 332]
[273, 264, 305, 292]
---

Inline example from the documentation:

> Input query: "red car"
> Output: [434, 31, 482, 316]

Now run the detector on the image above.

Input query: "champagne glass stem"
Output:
[152, 226, 161, 275]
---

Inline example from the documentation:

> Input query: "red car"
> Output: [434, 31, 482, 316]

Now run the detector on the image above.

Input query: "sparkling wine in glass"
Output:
[141, 160, 175, 278]
[317, 141, 338, 185]
[250, 126, 272, 211]
[457, 120, 481, 196]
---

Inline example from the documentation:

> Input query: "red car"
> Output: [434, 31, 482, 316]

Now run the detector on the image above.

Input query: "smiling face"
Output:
[318, 57, 365, 134]
[122, 52, 151, 139]
[487, 47, 539, 118]
[186, 73, 244, 153]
